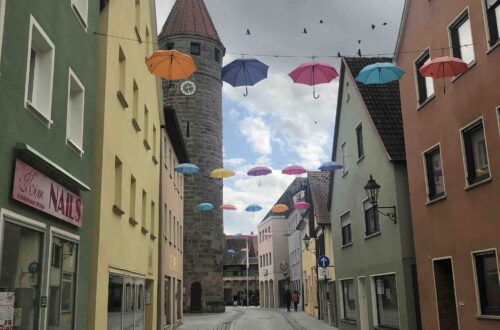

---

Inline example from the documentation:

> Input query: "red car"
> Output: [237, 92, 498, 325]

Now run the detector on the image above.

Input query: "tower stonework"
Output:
[159, 0, 225, 313]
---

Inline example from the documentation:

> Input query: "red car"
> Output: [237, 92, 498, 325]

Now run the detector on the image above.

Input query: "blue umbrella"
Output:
[196, 203, 214, 211]
[355, 62, 405, 85]
[227, 249, 236, 254]
[245, 204, 263, 212]
[319, 161, 344, 172]
[221, 59, 269, 96]
[175, 163, 199, 174]
[233, 233, 242, 238]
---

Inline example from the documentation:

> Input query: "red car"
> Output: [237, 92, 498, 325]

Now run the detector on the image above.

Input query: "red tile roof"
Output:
[307, 171, 331, 225]
[159, 0, 222, 45]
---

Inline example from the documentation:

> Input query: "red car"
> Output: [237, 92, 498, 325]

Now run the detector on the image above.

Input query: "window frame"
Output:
[363, 198, 380, 237]
[460, 117, 491, 187]
[422, 143, 446, 202]
[356, 123, 364, 161]
[370, 272, 401, 329]
[471, 248, 500, 317]
[190, 42, 201, 56]
[414, 49, 435, 108]
[340, 210, 352, 247]
[448, 9, 475, 66]
[214, 47, 221, 63]
[340, 278, 357, 323]
[341, 140, 348, 176]
[482, 0, 500, 50]
[71, 0, 89, 30]
[66, 68, 86, 155]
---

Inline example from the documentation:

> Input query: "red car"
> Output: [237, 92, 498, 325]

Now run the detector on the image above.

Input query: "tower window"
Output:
[186, 121, 190, 137]
[190, 42, 201, 55]
[214, 48, 221, 63]
[166, 42, 174, 50]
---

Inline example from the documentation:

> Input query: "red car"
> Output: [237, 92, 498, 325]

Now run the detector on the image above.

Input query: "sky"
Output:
[156, 0, 405, 235]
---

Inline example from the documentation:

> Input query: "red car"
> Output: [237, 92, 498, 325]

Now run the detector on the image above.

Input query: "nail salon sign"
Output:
[12, 160, 83, 227]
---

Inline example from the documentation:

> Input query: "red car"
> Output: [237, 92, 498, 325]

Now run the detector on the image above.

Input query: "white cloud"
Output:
[224, 157, 246, 166]
[238, 116, 273, 156]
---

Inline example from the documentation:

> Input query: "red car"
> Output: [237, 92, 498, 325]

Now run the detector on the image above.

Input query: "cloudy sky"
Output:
[156, 0, 405, 235]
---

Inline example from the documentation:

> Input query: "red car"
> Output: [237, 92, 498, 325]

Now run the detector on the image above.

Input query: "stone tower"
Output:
[159, 0, 225, 313]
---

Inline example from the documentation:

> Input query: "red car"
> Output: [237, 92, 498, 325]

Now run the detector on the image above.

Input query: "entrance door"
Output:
[433, 258, 459, 330]
[190, 282, 202, 311]
[357, 277, 369, 330]
[107, 275, 145, 330]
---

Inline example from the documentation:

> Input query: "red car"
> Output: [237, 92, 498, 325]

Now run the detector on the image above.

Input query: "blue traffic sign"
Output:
[317, 255, 330, 268]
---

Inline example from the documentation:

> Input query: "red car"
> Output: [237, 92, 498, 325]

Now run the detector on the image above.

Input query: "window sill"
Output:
[476, 314, 500, 320]
[150, 234, 156, 241]
[356, 155, 365, 164]
[66, 138, 84, 157]
[375, 326, 400, 330]
[134, 26, 142, 43]
[26, 101, 53, 128]
[117, 91, 129, 108]
[143, 139, 151, 151]
[71, 4, 88, 31]
[152, 156, 158, 165]
[129, 217, 138, 226]
[132, 118, 141, 132]
[342, 170, 349, 178]
[465, 176, 492, 191]
[416, 94, 436, 111]
[451, 60, 476, 83]
[341, 319, 357, 325]
[341, 242, 353, 249]
[486, 40, 500, 55]
[112, 205, 125, 216]
[364, 231, 381, 240]
[426, 194, 447, 205]
[141, 226, 149, 235]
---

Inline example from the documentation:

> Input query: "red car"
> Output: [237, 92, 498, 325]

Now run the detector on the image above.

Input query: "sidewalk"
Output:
[178, 309, 235, 330]
[279, 309, 339, 330]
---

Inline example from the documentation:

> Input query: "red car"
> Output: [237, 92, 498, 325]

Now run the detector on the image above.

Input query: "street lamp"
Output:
[364, 174, 397, 223]
[303, 234, 310, 250]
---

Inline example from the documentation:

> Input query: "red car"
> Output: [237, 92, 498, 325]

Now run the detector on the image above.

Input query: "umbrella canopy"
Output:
[293, 201, 311, 209]
[355, 62, 405, 85]
[272, 204, 289, 213]
[319, 161, 344, 172]
[145, 50, 196, 81]
[227, 249, 236, 254]
[289, 61, 339, 99]
[219, 204, 237, 211]
[210, 168, 235, 179]
[247, 166, 272, 176]
[175, 163, 199, 174]
[282, 165, 307, 175]
[233, 233, 242, 238]
[196, 203, 214, 211]
[419, 56, 468, 94]
[241, 248, 248, 252]
[245, 204, 263, 212]
[222, 59, 269, 96]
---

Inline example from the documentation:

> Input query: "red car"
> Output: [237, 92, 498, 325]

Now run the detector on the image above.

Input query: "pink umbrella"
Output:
[289, 61, 339, 99]
[247, 166, 272, 176]
[219, 204, 237, 211]
[282, 165, 307, 175]
[293, 201, 311, 209]
[419, 56, 468, 94]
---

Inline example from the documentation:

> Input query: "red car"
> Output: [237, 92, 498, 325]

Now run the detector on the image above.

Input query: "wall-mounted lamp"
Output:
[364, 174, 397, 223]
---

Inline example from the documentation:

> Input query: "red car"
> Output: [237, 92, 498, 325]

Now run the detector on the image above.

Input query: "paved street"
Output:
[179, 307, 338, 330]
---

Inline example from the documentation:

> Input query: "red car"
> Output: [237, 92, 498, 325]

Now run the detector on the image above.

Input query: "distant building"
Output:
[223, 234, 259, 305]
[396, 1, 500, 329]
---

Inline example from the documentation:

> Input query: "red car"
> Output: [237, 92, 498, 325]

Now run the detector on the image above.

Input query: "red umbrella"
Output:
[219, 204, 237, 211]
[419, 56, 468, 93]
[289, 61, 339, 99]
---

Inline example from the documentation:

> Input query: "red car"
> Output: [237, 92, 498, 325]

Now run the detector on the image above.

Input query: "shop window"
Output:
[107, 274, 123, 329]
[473, 250, 500, 316]
[66, 69, 85, 152]
[340, 211, 352, 246]
[461, 119, 490, 185]
[415, 51, 435, 106]
[71, 0, 88, 28]
[449, 11, 475, 65]
[484, 0, 500, 47]
[424, 146, 445, 200]
[373, 274, 400, 328]
[341, 279, 356, 322]
[364, 199, 380, 236]
[25, 16, 55, 124]
[190, 42, 201, 55]
[356, 124, 364, 159]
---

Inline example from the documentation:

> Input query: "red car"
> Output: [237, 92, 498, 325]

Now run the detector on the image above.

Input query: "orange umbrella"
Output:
[145, 50, 196, 81]
[272, 204, 289, 213]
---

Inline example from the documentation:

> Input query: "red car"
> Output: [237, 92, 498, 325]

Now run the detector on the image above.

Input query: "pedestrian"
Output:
[292, 291, 300, 312]
[241, 291, 247, 307]
[233, 294, 238, 307]
[284, 289, 292, 312]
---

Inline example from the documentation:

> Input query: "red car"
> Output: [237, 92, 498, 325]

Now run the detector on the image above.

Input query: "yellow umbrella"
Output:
[145, 50, 196, 80]
[272, 204, 289, 213]
[210, 168, 235, 179]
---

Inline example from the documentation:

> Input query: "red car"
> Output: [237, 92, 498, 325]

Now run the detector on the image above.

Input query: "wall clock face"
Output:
[181, 80, 196, 96]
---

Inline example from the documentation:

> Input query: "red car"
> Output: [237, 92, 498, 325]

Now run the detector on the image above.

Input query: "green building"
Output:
[329, 57, 421, 330]
[0, 0, 97, 329]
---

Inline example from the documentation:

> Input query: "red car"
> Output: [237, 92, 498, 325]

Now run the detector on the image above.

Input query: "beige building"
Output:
[158, 108, 188, 329]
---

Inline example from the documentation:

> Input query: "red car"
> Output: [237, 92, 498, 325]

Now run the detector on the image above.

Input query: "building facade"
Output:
[159, 0, 226, 313]
[87, 0, 162, 328]
[395, 1, 500, 329]
[0, 0, 97, 328]
[158, 108, 188, 329]
[330, 57, 420, 330]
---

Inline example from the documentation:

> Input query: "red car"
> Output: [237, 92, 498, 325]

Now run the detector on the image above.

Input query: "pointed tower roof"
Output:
[159, 0, 222, 45]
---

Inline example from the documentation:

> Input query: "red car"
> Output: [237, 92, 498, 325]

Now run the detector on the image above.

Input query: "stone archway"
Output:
[269, 279, 275, 308]
[264, 281, 269, 308]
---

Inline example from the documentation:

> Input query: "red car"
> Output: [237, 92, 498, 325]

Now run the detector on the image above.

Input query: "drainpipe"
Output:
[157, 126, 165, 330]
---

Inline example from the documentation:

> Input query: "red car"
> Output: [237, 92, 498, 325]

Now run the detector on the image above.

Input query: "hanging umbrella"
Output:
[355, 62, 405, 85]
[272, 204, 289, 213]
[282, 165, 307, 175]
[247, 166, 272, 176]
[210, 168, 235, 179]
[245, 204, 263, 212]
[293, 201, 311, 209]
[227, 249, 236, 254]
[196, 203, 214, 211]
[145, 50, 196, 81]
[419, 56, 468, 93]
[219, 204, 237, 211]
[289, 61, 339, 99]
[233, 232, 242, 238]
[175, 163, 199, 174]
[222, 58, 269, 96]
[319, 161, 344, 172]
[241, 248, 248, 252]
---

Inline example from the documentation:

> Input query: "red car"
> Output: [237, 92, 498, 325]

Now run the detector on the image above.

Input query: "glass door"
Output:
[134, 280, 144, 330]
[122, 278, 134, 330]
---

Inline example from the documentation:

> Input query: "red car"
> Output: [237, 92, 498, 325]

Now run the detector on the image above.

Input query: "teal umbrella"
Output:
[355, 62, 405, 85]
[196, 203, 214, 211]
[175, 163, 199, 174]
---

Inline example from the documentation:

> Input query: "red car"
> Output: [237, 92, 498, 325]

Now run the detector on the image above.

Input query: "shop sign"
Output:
[12, 160, 83, 227]
[0, 292, 14, 328]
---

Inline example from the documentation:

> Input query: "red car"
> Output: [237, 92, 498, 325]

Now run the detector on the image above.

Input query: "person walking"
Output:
[233, 294, 238, 307]
[284, 289, 292, 312]
[292, 291, 301, 312]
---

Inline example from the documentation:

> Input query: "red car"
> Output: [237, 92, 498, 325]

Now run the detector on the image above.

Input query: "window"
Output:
[341, 279, 356, 322]
[153, 125, 157, 160]
[173, 217, 177, 247]
[132, 80, 139, 128]
[135, 0, 141, 40]
[424, 146, 445, 200]
[168, 210, 172, 244]
[364, 200, 380, 236]
[25, 16, 55, 123]
[269, 252, 272, 265]
[260, 256, 262, 267]
[190, 42, 201, 55]
[143, 106, 150, 149]
[169, 148, 173, 176]
[145, 26, 151, 59]
[166, 42, 174, 50]
[180, 225, 183, 251]
[66, 69, 85, 152]
[118, 46, 128, 108]
[374, 274, 400, 328]
[473, 250, 500, 316]
[163, 204, 168, 238]
[340, 211, 352, 246]
[484, 0, 500, 47]
[356, 124, 364, 159]
[142, 190, 147, 228]
[165, 277, 171, 325]
[341, 141, 348, 174]
[462, 120, 490, 185]
[114, 156, 123, 211]
[72, 0, 88, 28]
[130, 176, 136, 220]
[449, 11, 475, 65]
[150, 201, 155, 236]
[415, 51, 435, 105]
[214, 47, 221, 63]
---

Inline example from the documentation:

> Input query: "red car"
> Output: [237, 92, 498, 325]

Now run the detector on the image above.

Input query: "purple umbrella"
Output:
[289, 61, 339, 99]
[247, 166, 272, 176]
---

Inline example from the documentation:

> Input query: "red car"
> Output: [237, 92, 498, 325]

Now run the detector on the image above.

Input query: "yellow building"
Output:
[88, 0, 162, 328]
[302, 239, 318, 318]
